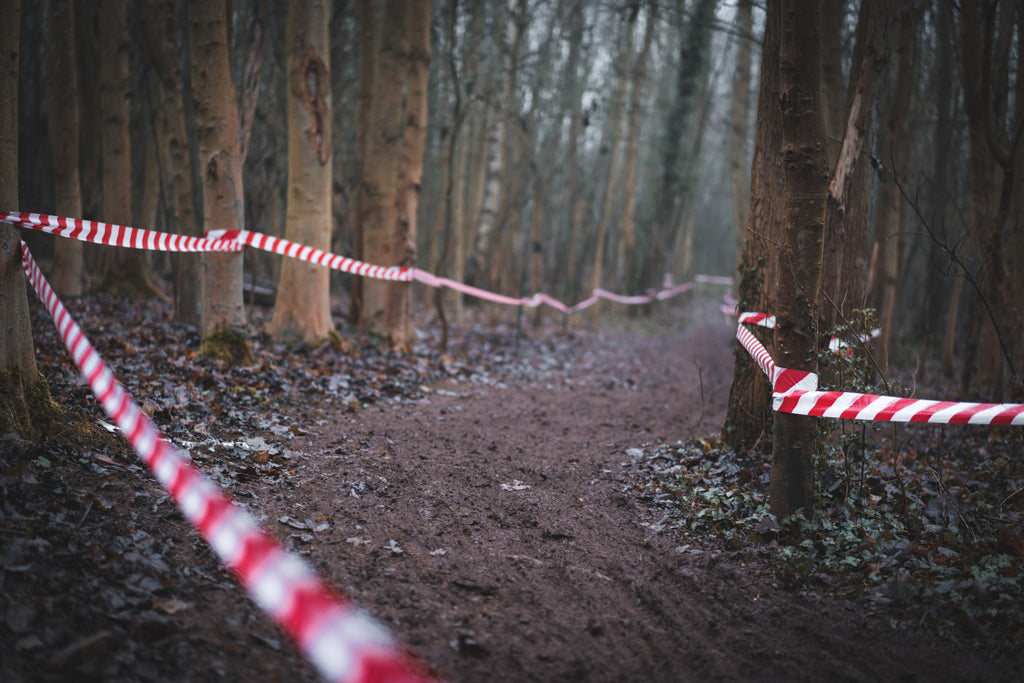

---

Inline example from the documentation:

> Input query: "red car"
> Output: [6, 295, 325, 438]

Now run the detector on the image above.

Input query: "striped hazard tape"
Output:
[3, 212, 243, 252]
[208, 229, 412, 282]
[19, 240, 433, 683]
[4, 210, 732, 314]
[736, 313, 1024, 426]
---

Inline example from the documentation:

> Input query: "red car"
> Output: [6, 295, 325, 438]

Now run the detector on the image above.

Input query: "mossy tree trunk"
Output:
[267, 0, 334, 345]
[770, 0, 830, 518]
[188, 0, 253, 364]
[1, 0, 62, 441]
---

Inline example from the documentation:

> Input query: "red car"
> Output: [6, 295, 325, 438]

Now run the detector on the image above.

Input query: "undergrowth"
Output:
[635, 429, 1024, 642]
[637, 310, 1024, 643]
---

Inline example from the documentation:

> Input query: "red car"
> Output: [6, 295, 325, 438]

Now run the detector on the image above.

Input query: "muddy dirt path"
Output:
[259, 310, 1005, 682]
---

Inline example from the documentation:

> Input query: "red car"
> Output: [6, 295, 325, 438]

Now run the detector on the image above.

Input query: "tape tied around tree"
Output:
[736, 313, 1024, 426]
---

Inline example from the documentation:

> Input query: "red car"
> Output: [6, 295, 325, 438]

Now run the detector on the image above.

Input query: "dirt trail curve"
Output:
[261, 308, 1004, 682]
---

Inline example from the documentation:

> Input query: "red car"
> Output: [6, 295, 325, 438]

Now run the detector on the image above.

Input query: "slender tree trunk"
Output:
[267, 0, 334, 344]
[589, 13, 633, 300]
[723, 0, 783, 452]
[563, 4, 585, 304]
[145, 0, 201, 324]
[358, 0, 403, 335]
[770, 0, 830, 518]
[617, 1, 656, 294]
[188, 0, 252, 362]
[351, 0, 377, 326]
[453, 0, 486, 323]
[47, 0, 84, 297]
[869, 2, 918, 373]
[99, 0, 159, 297]
[729, 0, 752, 274]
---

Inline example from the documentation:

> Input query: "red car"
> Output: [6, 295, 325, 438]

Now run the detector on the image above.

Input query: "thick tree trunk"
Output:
[723, 0, 783, 452]
[770, 0, 830, 518]
[267, 0, 334, 345]
[188, 0, 252, 362]
[0, 0, 60, 441]
[47, 0, 84, 297]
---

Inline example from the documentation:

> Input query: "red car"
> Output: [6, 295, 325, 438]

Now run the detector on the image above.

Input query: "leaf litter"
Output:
[4, 292, 1023, 680]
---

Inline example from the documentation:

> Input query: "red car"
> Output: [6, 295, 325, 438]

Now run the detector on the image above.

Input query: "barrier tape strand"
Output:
[3, 212, 243, 252]
[19, 240, 433, 683]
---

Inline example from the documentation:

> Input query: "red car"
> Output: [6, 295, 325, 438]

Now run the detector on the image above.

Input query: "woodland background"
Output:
[3, 0, 1024, 495]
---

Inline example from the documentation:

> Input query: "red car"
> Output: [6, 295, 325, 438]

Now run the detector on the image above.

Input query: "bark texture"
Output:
[770, 0, 830, 517]
[188, 0, 251, 359]
[268, 0, 334, 345]
[47, 0, 84, 297]
[723, 0, 783, 451]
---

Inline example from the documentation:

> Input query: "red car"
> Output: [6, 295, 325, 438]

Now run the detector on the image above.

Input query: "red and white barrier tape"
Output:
[736, 310, 880, 355]
[19, 240, 432, 683]
[208, 229, 412, 282]
[5, 210, 732, 313]
[736, 314, 1024, 426]
[2, 212, 243, 252]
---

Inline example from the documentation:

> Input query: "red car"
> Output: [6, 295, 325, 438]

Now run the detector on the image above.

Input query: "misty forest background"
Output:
[11, 0, 1024, 412]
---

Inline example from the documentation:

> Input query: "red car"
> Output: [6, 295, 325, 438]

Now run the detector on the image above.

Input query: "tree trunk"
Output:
[617, 2, 656, 294]
[358, 0, 404, 338]
[770, 0, 830, 518]
[188, 0, 252, 362]
[869, 2, 919, 373]
[958, 0, 1024, 399]
[819, 0, 887, 343]
[562, 4, 585, 304]
[729, 0, 752, 274]
[723, 0, 783, 452]
[386, 0, 430, 351]
[0, 0, 60, 441]
[351, 0, 377, 326]
[144, 0, 201, 324]
[47, 0, 84, 297]
[588, 12, 633, 301]
[99, 0, 160, 298]
[267, 0, 334, 345]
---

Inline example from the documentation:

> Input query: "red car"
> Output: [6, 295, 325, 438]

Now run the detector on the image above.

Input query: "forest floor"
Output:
[2, 289, 1023, 682]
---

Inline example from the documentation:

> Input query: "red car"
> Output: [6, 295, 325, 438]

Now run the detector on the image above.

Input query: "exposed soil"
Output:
[1, 294, 1020, 681]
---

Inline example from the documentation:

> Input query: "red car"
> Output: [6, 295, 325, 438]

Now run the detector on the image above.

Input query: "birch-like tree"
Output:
[267, 0, 334, 344]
